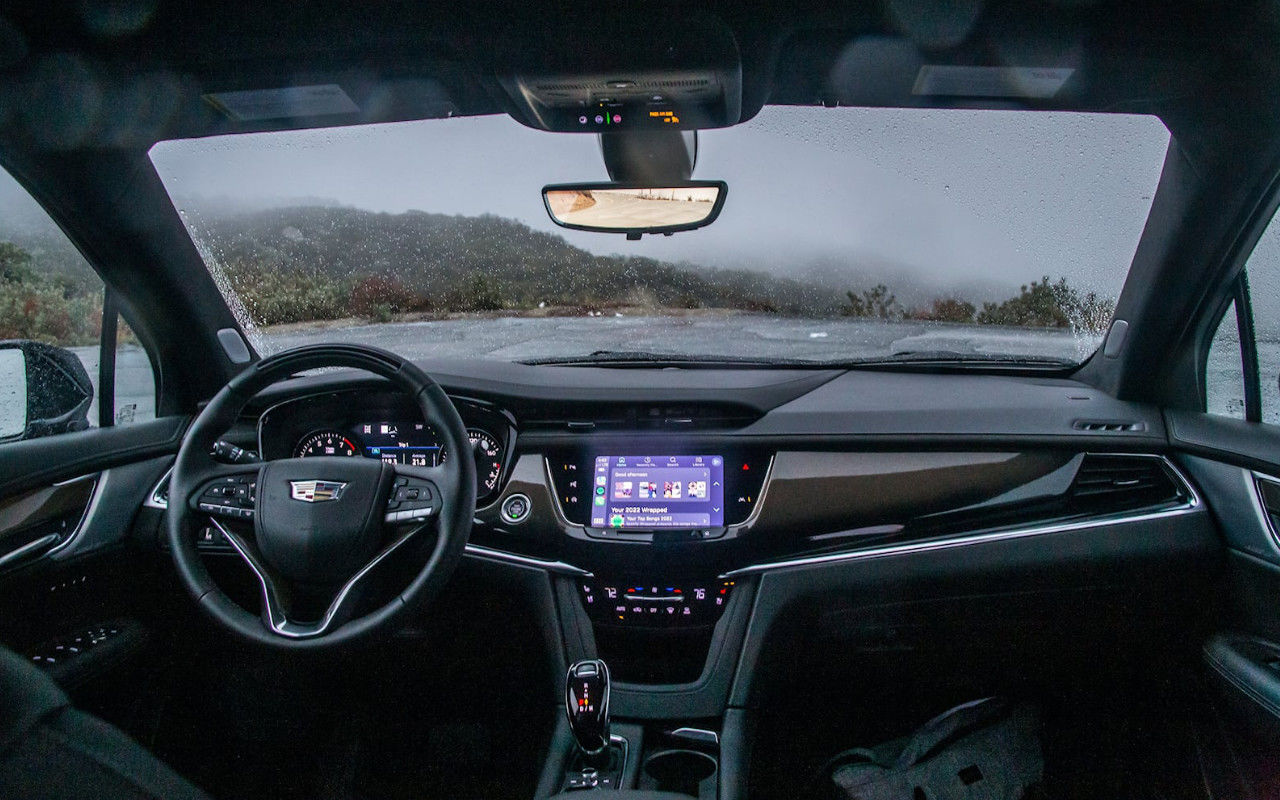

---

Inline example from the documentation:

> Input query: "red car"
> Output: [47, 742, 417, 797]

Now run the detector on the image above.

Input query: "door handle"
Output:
[0, 533, 61, 571]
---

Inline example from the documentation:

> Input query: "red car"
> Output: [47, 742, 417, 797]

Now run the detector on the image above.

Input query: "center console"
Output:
[557, 658, 724, 798]
[544, 448, 768, 688]
[528, 448, 771, 797]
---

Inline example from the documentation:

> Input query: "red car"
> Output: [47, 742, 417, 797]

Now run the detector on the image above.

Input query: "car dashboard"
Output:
[138, 360, 1214, 714]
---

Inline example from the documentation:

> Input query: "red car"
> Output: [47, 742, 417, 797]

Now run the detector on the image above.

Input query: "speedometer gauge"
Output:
[295, 430, 360, 458]
[467, 429, 505, 495]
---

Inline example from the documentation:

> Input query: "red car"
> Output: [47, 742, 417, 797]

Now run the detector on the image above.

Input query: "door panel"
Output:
[1171, 412, 1280, 798]
[0, 474, 96, 573]
[0, 416, 186, 498]
[0, 418, 187, 700]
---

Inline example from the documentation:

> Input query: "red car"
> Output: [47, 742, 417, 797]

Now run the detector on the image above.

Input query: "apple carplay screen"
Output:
[592, 455, 724, 529]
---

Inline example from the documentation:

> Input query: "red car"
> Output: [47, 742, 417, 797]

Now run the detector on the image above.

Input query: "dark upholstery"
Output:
[0, 645, 209, 800]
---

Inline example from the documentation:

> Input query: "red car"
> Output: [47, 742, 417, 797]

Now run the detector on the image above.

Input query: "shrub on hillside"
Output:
[446, 273, 505, 312]
[976, 276, 1114, 332]
[0, 241, 102, 345]
[842, 284, 902, 320]
[909, 297, 977, 323]
[224, 261, 347, 324]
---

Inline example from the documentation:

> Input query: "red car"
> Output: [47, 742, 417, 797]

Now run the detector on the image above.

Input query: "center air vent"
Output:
[1068, 454, 1185, 515]
[523, 402, 760, 432]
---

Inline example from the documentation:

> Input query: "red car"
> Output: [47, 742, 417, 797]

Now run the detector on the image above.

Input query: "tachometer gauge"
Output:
[467, 429, 505, 495]
[295, 430, 360, 458]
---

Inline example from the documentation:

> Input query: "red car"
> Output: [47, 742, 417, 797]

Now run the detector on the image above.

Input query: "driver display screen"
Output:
[591, 455, 724, 529]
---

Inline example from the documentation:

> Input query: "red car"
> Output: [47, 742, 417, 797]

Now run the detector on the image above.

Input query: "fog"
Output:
[146, 106, 1171, 302]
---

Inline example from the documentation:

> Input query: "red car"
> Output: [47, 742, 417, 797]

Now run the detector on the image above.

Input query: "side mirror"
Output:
[0, 340, 93, 442]
[542, 181, 727, 240]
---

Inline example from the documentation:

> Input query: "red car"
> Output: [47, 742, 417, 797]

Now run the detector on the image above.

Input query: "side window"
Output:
[1247, 214, 1280, 424]
[0, 167, 155, 441]
[1206, 298, 1247, 419]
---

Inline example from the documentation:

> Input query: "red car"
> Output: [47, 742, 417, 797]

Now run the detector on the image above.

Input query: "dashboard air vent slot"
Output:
[1073, 420, 1146, 432]
[1068, 454, 1183, 514]
[523, 402, 759, 432]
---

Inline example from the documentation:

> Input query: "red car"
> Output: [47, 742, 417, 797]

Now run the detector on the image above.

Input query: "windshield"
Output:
[149, 107, 1170, 366]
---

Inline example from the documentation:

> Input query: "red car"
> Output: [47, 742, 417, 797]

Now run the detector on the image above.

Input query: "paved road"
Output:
[557, 192, 714, 228]
[258, 313, 1097, 364]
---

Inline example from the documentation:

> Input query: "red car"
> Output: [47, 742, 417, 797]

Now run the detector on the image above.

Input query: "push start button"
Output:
[500, 493, 531, 524]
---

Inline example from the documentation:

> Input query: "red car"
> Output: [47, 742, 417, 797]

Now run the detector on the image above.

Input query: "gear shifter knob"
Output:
[565, 659, 611, 759]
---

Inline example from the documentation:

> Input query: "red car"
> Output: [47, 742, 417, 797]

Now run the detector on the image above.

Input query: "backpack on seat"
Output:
[820, 697, 1043, 800]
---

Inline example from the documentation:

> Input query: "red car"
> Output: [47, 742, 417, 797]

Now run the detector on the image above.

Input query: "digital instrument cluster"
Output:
[258, 391, 513, 501]
[291, 422, 505, 495]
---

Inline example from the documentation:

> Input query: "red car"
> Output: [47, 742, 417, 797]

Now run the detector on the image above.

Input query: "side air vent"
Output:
[1072, 419, 1147, 432]
[1068, 454, 1185, 514]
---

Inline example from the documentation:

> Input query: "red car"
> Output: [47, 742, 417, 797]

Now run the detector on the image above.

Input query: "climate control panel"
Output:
[579, 579, 735, 628]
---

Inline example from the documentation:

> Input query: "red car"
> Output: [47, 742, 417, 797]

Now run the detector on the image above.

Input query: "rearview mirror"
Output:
[542, 181, 727, 240]
[0, 340, 93, 442]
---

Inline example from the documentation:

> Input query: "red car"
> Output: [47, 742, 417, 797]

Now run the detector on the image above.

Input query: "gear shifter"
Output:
[565, 659, 611, 765]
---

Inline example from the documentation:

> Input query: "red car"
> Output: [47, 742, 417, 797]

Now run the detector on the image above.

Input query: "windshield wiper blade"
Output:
[845, 350, 1077, 368]
[524, 349, 1076, 370]
[523, 350, 785, 368]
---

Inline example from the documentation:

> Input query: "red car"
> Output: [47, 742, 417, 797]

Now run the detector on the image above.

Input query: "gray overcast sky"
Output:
[148, 106, 1170, 300]
[0, 106, 1144, 302]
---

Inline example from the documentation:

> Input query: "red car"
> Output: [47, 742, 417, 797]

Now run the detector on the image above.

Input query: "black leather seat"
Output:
[0, 645, 209, 800]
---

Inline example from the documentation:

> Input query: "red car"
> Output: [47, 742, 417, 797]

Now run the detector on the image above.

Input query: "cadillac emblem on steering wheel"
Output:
[289, 480, 348, 502]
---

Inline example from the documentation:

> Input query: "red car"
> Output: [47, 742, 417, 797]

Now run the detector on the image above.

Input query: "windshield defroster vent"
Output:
[1073, 420, 1147, 432]
[523, 402, 760, 432]
[1067, 454, 1185, 515]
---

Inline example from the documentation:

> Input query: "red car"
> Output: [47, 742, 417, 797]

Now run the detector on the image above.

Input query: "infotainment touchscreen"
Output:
[590, 455, 724, 529]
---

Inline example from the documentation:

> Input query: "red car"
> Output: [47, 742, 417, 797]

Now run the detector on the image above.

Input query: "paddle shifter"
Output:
[565, 659, 611, 766]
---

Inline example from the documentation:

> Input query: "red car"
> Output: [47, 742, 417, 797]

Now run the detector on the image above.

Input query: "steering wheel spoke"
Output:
[212, 517, 427, 639]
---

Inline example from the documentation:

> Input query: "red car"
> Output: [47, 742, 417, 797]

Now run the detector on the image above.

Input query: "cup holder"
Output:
[643, 749, 718, 797]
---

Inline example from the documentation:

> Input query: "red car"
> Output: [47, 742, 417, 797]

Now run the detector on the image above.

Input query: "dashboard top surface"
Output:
[242, 359, 1166, 445]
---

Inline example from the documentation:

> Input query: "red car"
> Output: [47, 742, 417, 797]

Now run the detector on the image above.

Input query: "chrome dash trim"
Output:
[1250, 471, 1280, 553]
[720, 454, 1202, 580]
[463, 543, 592, 577]
[44, 473, 101, 559]
[144, 466, 173, 509]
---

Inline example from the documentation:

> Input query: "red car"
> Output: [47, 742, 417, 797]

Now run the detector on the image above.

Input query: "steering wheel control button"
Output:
[385, 479, 440, 524]
[195, 475, 259, 521]
[500, 493, 531, 524]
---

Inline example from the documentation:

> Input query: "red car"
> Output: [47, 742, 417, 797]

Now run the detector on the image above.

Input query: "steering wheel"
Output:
[166, 344, 476, 649]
